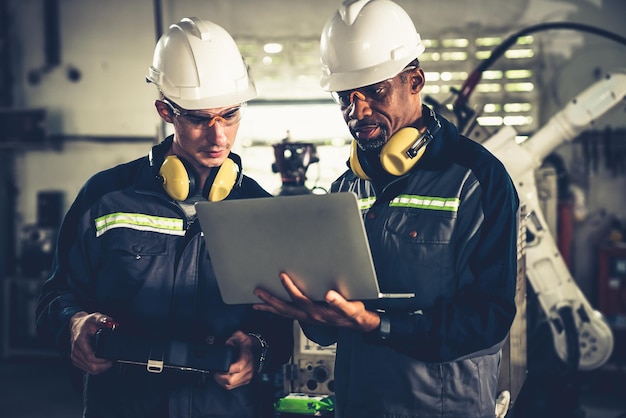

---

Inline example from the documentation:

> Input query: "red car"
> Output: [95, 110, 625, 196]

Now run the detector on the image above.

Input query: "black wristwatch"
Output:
[377, 314, 391, 341]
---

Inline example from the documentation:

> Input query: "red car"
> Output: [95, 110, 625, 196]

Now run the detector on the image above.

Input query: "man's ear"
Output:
[410, 68, 425, 93]
[155, 100, 173, 123]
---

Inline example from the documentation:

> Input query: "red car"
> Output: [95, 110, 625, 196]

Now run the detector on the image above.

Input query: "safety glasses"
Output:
[331, 66, 417, 109]
[163, 99, 246, 130]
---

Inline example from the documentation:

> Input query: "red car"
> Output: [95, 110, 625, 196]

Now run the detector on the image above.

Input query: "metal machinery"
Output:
[487, 70, 626, 416]
[272, 137, 321, 196]
[449, 20, 626, 371]
[484, 72, 625, 372]
[439, 23, 626, 415]
[283, 322, 336, 397]
[269, 137, 334, 399]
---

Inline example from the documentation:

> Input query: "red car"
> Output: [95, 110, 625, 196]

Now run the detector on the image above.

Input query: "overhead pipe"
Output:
[44, 0, 60, 68]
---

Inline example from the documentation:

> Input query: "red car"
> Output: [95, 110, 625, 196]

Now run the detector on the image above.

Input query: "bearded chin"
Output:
[355, 126, 389, 152]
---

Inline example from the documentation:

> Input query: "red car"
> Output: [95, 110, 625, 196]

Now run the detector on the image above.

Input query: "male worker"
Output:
[36, 17, 293, 417]
[254, 1, 520, 417]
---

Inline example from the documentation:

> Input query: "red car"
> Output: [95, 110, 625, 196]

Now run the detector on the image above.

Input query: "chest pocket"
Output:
[375, 208, 457, 306]
[385, 208, 455, 245]
[97, 230, 170, 306]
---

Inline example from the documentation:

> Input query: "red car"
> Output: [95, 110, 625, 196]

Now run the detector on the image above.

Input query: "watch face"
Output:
[379, 315, 391, 340]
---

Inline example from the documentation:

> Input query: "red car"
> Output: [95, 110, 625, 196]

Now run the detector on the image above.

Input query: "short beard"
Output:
[354, 126, 389, 152]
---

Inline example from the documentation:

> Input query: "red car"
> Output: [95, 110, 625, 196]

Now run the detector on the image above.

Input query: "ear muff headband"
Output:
[159, 155, 240, 202]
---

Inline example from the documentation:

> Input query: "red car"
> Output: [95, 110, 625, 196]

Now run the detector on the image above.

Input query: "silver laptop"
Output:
[195, 192, 415, 304]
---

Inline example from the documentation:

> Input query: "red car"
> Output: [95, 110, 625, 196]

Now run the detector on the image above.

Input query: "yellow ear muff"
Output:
[160, 155, 196, 201]
[349, 109, 440, 180]
[207, 157, 239, 201]
[349, 139, 372, 180]
[380, 127, 426, 176]
[160, 155, 240, 202]
[349, 128, 425, 179]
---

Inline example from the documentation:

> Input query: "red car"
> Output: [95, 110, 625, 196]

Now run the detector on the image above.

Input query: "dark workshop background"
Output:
[1, 1, 625, 417]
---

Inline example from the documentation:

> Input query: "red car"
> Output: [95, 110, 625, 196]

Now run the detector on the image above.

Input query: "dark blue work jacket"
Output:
[36, 136, 293, 417]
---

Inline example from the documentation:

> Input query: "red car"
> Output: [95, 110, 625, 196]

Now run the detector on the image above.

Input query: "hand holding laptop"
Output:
[253, 271, 382, 333]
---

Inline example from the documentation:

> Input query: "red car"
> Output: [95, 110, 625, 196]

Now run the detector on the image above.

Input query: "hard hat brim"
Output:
[320, 45, 424, 92]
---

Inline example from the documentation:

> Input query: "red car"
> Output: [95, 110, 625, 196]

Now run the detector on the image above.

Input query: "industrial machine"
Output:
[271, 140, 336, 399]
[483, 71, 625, 372]
[441, 23, 626, 416]
[271, 137, 321, 196]
[283, 322, 336, 397]
[445, 22, 626, 376]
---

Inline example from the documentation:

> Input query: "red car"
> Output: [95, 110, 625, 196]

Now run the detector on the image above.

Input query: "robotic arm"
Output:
[484, 70, 626, 370]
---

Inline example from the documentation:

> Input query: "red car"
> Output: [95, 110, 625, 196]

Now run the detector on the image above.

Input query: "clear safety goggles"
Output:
[163, 99, 246, 130]
[330, 66, 417, 109]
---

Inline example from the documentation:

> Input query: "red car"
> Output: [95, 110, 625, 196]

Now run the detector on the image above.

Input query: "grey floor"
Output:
[1, 356, 626, 418]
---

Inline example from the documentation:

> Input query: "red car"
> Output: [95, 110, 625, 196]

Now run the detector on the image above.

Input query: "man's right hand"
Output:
[70, 311, 114, 375]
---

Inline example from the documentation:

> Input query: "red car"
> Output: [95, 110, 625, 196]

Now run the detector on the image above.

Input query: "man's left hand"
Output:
[213, 331, 256, 390]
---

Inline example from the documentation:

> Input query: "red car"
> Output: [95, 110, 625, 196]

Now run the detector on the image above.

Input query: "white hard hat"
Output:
[320, 0, 425, 92]
[147, 17, 256, 109]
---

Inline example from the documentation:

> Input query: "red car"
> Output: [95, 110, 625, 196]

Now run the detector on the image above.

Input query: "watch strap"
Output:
[378, 314, 391, 341]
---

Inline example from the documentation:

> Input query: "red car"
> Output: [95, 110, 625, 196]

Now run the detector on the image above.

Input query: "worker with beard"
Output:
[253, 1, 520, 417]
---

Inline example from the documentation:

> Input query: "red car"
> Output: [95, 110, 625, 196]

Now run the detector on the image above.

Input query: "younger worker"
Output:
[37, 17, 293, 417]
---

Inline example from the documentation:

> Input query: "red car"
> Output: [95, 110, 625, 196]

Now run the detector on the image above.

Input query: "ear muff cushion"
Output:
[206, 158, 239, 201]
[349, 140, 371, 180]
[380, 127, 424, 176]
[160, 155, 197, 201]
